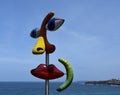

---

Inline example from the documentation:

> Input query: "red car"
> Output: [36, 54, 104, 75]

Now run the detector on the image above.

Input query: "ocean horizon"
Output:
[0, 81, 120, 95]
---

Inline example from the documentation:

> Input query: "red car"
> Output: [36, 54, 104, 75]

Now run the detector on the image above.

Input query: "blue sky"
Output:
[0, 0, 120, 82]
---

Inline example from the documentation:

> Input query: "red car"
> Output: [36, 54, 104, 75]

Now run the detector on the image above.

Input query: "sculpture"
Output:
[30, 12, 74, 95]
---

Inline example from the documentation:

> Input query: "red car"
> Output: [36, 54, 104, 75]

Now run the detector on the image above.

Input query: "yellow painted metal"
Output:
[32, 37, 45, 54]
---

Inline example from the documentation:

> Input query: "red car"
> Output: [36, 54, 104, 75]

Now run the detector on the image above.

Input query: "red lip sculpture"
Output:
[31, 64, 64, 80]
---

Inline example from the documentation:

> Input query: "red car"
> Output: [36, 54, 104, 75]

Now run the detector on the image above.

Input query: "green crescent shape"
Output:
[57, 58, 74, 92]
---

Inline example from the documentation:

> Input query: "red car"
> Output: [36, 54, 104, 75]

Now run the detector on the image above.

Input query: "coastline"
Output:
[85, 79, 120, 85]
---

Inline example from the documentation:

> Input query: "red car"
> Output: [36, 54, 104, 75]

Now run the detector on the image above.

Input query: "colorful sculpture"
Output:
[30, 12, 73, 94]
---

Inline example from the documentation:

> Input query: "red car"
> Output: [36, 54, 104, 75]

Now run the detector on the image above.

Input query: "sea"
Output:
[0, 81, 120, 95]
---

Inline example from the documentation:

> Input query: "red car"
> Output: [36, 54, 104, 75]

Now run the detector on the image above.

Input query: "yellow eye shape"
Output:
[32, 37, 45, 54]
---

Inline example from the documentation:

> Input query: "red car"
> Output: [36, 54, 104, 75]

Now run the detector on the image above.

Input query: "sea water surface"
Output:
[0, 82, 120, 95]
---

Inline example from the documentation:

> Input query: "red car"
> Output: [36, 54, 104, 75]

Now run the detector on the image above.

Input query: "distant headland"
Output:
[85, 79, 120, 85]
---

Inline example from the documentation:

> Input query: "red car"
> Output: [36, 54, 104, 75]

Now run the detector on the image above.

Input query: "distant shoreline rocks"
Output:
[85, 79, 120, 85]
